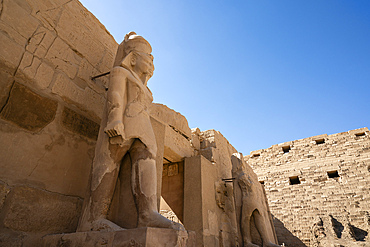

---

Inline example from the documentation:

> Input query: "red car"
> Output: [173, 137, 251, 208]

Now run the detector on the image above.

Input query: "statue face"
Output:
[133, 52, 154, 84]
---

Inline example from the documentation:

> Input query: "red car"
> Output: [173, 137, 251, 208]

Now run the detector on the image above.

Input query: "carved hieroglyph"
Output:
[77, 32, 184, 232]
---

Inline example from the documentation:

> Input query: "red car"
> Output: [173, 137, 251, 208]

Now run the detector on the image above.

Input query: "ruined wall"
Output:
[0, 0, 117, 245]
[245, 127, 370, 247]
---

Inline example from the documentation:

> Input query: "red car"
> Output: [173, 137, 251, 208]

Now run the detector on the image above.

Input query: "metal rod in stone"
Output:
[91, 71, 110, 81]
[222, 178, 235, 183]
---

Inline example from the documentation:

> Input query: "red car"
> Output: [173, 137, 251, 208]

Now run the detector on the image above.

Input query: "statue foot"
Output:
[91, 218, 124, 232]
[264, 242, 281, 247]
[138, 211, 185, 231]
[245, 243, 259, 247]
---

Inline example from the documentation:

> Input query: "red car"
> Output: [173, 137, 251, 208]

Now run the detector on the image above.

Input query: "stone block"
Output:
[17, 51, 42, 81]
[164, 125, 194, 163]
[62, 107, 99, 140]
[150, 116, 166, 208]
[1, 0, 39, 39]
[45, 37, 81, 79]
[150, 103, 192, 138]
[34, 62, 55, 89]
[56, 0, 112, 66]
[3, 186, 82, 233]
[0, 27, 25, 74]
[191, 128, 201, 150]
[0, 83, 58, 131]
[184, 155, 217, 246]
[42, 228, 196, 247]
[51, 73, 105, 120]
[26, 27, 56, 58]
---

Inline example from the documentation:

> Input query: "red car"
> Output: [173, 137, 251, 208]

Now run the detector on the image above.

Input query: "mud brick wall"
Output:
[0, 0, 117, 245]
[245, 127, 370, 247]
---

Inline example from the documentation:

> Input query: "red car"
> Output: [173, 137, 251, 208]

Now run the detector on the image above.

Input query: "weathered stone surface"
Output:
[0, 83, 58, 131]
[78, 32, 185, 233]
[164, 125, 194, 163]
[1, 0, 39, 39]
[62, 107, 99, 140]
[3, 186, 82, 233]
[184, 155, 218, 247]
[0, 121, 94, 198]
[51, 73, 105, 121]
[0, 181, 10, 211]
[43, 228, 195, 247]
[150, 116, 166, 208]
[45, 37, 81, 79]
[231, 153, 279, 247]
[162, 162, 184, 222]
[150, 103, 192, 139]
[246, 127, 370, 246]
[56, 0, 117, 68]
[191, 128, 201, 151]
[0, 28, 25, 74]
[0, 69, 14, 109]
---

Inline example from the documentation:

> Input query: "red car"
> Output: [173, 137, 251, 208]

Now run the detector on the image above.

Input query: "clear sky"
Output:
[80, 0, 370, 155]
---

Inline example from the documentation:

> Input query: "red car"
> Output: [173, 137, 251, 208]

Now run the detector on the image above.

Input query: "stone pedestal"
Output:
[42, 227, 196, 247]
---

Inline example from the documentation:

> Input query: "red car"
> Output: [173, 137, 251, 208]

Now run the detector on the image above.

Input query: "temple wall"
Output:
[0, 0, 117, 245]
[0, 1, 279, 246]
[245, 127, 370, 246]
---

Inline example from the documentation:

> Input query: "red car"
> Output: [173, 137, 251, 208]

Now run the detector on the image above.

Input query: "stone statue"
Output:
[78, 32, 183, 232]
[231, 153, 279, 247]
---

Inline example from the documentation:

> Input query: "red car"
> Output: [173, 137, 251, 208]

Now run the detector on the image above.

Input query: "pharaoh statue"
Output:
[231, 153, 280, 247]
[78, 32, 183, 232]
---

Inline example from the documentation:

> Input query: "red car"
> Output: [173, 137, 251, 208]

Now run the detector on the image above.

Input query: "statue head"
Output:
[114, 32, 154, 85]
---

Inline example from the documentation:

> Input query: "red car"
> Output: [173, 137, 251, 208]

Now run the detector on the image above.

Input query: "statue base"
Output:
[42, 227, 196, 247]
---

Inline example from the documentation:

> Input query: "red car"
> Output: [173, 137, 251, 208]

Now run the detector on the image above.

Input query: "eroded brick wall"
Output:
[0, 0, 117, 245]
[245, 127, 370, 246]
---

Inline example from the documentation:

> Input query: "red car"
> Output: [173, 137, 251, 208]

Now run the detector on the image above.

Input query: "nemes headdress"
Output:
[113, 32, 152, 67]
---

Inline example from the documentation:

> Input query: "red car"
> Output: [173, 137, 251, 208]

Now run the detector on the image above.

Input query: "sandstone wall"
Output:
[0, 0, 117, 245]
[245, 127, 370, 246]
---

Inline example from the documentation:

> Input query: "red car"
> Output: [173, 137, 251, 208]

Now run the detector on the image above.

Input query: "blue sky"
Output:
[80, 0, 370, 154]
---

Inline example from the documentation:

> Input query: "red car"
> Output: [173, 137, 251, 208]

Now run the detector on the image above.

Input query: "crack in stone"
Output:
[0, 0, 3, 19]
[0, 81, 15, 114]
[44, 0, 72, 13]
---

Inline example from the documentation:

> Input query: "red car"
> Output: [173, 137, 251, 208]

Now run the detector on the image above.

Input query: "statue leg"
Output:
[253, 210, 280, 247]
[241, 199, 259, 247]
[129, 139, 185, 230]
[78, 141, 133, 232]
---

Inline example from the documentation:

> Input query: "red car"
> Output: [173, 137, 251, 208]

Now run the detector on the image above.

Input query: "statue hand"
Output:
[104, 120, 125, 138]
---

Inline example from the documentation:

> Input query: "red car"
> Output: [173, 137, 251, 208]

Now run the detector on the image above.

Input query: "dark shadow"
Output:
[272, 215, 307, 247]
[250, 210, 262, 246]
[329, 215, 344, 238]
[351, 225, 368, 241]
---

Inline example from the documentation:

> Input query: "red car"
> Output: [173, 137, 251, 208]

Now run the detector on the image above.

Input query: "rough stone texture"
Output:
[0, 0, 116, 245]
[164, 125, 195, 163]
[43, 228, 196, 247]
[0, 83, 58, 132]
[1, 0, 116, 123]
[0, 0, 279, 246]
[245, 127, 370, 246]
[231, 153, 278, 246]
[184, 155, 218, 246]
[0, 181, 10, 211]
[162, 161, 185, 222]
[62, 107, 99, 140]
[150, 103, 192, 139]
[2, 185, 82, 233]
